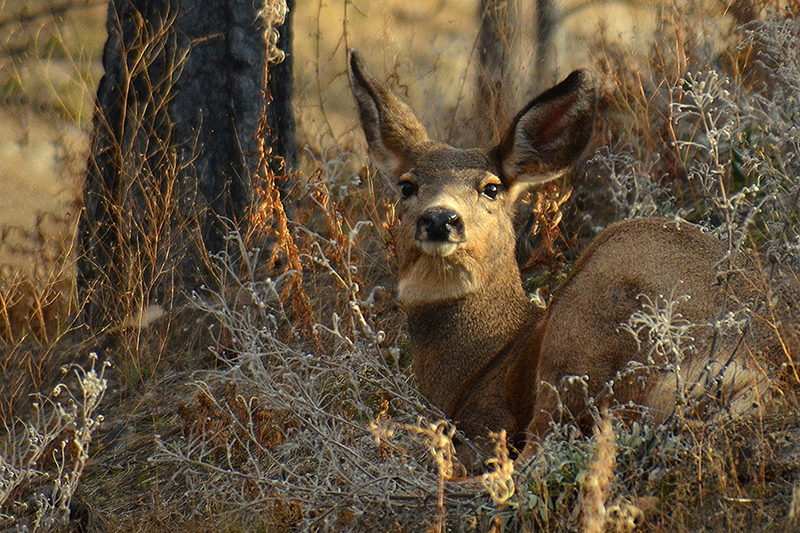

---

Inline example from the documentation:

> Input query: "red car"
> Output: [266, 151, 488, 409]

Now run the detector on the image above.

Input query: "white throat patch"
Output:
[397, 254, 479, 306]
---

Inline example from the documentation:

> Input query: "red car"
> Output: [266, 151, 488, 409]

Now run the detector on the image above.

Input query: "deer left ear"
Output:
[349, 50, 431, 181]
[496, 70, 597, 192]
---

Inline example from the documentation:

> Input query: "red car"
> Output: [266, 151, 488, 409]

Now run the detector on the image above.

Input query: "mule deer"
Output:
[348, 51, 796, 463]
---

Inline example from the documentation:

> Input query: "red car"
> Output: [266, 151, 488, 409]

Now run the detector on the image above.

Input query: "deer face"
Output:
[390, 148, 519, 305]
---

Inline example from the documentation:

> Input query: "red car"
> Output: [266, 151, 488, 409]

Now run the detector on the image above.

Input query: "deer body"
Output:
[349, 51, 787, 461]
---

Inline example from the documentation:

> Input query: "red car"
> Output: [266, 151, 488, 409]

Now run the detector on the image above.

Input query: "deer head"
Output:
[349, 50, 597, 307]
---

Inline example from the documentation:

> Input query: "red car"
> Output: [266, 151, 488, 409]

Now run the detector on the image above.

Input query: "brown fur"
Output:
[349, 50, 797, 465]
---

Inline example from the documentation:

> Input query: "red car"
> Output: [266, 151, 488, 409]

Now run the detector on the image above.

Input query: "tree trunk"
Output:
[534, 0, 557, 92]
[267, 0, 296, 176]
[476, 0, 517, 142]
[77, 0, 295, 330]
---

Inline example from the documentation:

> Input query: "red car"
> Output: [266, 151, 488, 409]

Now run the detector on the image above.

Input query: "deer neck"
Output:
[404, 277, 534, 417]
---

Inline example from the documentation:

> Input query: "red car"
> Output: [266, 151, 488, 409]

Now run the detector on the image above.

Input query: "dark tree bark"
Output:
[267, 0, 296, 176]
[78, 0, 295, 330]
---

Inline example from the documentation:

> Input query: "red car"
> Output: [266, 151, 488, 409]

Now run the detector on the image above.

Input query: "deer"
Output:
[348, 50, 797, 466]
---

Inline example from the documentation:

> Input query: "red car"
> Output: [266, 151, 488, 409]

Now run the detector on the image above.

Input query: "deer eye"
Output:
[481, 183, 501, 200]
[399, 180, 418, 199]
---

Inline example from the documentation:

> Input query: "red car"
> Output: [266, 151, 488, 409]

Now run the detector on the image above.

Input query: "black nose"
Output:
[416, 207, 463, 242]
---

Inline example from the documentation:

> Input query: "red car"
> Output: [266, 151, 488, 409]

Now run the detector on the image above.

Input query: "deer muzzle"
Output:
[415, 206, 465, 257]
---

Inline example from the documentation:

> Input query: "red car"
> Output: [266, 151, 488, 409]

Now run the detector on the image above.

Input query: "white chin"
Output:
[419, 241, 459, 257]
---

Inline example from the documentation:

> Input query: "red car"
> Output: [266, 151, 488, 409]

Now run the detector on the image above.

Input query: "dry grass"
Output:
[1, 0, 799, 532]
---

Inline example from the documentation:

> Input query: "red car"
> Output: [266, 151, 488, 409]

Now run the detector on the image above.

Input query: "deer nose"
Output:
[416, 207, 464, 242]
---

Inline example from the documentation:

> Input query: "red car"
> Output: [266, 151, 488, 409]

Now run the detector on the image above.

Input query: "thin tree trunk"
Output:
[535, 0, 557, 92]
[477, 0, 517, 142]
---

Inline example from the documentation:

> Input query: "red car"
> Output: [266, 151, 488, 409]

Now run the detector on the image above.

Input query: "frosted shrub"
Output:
[150, 224, 461, 531]
[588, 143, 674, 221]
[0, 354, 109, 531]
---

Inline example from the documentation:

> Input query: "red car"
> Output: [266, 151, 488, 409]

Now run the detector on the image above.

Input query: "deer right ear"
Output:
[349, 50, 430, 181]
[496, 70, 597, 193]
